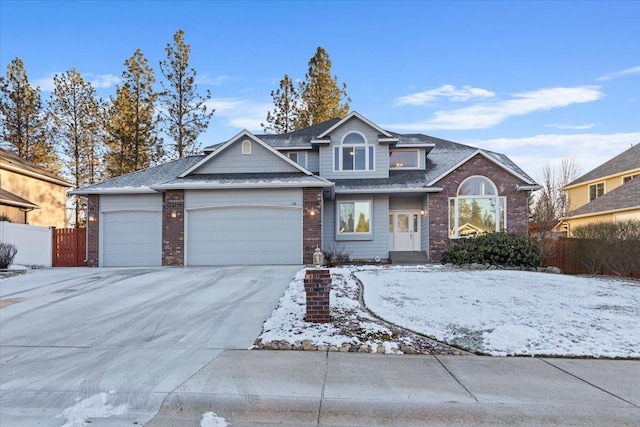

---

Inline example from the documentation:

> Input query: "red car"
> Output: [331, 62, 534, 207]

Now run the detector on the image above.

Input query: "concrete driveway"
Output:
[0, 266, 300, 426]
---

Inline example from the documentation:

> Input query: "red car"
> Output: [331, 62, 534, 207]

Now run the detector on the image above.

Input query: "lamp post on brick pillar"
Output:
[304, 247, 330, 323]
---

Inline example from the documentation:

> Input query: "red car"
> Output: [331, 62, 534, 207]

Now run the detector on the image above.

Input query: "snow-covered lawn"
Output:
[257, 266, 640, 358]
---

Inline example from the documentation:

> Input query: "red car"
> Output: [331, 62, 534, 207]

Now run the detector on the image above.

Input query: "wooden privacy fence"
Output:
[52, 228, 87, 267]
[541, 237, 640, 278]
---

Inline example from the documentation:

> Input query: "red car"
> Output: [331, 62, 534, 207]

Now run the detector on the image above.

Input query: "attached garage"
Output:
[100, 195, 162, 267]
[185, 189, 303, 265]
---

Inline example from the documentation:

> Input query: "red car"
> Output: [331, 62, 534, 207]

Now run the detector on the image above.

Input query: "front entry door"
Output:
[388, 211, 420, 251]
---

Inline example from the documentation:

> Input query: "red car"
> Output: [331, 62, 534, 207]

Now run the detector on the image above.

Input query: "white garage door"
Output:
[102, 211, 162, 267]
[187, 206, 302, 265]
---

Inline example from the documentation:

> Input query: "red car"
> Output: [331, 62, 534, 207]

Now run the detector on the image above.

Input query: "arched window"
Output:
[241, 140, 251, 155]
[333, 132, 375, 171]
[449, 176, 506, 238]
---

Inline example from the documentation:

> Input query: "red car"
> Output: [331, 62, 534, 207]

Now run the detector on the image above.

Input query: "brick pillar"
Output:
[86, 195, 99, 267]
[303, 269, 331, 323]
[162, 190, 185, 266]
[303, 187, 322, 264]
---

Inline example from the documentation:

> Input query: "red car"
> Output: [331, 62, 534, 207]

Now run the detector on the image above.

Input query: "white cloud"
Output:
[207, 97, 271, 131]
[33, 72, 119, 92]
[195, 74, 231, 85]
[394, 84, 495, 106]
[33, 73, 56, 92]
[464, 132, 640, 180]
[387, 86, 603, 131]
[596, 65, 640, 81]
[546, 123, 598, 130]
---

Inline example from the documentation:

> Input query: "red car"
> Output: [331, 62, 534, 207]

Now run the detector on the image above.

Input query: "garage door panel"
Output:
[187, 207, 302, 265]
[102, 211, 162, 267]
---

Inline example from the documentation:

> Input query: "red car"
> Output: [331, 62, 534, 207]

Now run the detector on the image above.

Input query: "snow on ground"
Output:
[257, 265, 639, 358]
[357, 267, 640, 358]
[201, 411, 229, 427]
[57, 391, 127, 426]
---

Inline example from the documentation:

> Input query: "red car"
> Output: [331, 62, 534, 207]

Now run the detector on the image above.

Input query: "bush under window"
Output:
[442, 232, 541, 267]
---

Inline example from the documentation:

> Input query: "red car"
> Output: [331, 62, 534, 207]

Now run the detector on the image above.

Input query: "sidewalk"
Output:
[147, 350, 640, 426]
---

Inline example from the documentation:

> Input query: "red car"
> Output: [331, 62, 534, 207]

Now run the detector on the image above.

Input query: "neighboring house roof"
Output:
[565, 143, 640, 188]
[0, 148, 71, 187]
[567, 177, 640, 218]
[0, 188, 40, 209]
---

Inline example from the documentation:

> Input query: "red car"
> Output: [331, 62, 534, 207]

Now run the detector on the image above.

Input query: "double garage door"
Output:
[100, 191, 302, 267]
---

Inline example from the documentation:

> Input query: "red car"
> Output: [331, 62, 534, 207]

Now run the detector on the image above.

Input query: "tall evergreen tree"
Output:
[262, 74, 298, 134]
[0, 57, 59, 172]
[159, 30, 213, 159]
[48, 69, 103, 226]
[104, 49, 162, 177]
[295, 47, 350, 129]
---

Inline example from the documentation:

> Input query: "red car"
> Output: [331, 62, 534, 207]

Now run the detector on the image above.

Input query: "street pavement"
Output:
[1, 267, 639, 426]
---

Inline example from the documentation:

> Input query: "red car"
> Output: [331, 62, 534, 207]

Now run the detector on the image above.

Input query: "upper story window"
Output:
[623, 173, 639, 184]
[241, 140, 251, 155]
[287, 152, 307, 168]
[449, 176, 505, 238]
[589, 182, 604, 201]
[333, 132, 374, 172]
[389, 150, 419, 169]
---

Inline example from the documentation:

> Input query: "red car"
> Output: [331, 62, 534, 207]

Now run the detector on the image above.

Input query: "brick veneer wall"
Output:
[162, 190, 185, 266]
[429, 154, 531, 261]
[86, 195, 99, 267]
[303, 188, 323, 264]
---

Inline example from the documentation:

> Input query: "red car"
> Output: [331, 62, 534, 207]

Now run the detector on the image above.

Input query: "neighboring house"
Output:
[0, 148, 71, 228]
[562, 144, 640, 234]
[72, 112, 539, 267]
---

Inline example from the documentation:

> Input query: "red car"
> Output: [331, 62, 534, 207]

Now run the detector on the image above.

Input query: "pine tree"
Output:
[0, 57, 59, 172]
[48, 69, 103, 226]
[262, 74, 299, 134]
[104, 49, 162, 177]
[295, 47, 350, 129]
[159, 30, 213, 159]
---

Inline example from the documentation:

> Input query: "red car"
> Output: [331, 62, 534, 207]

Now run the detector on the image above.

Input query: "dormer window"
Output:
[241, 140, 251, 155]
[333, 132, 375, 171]
[390, 150, 419, 169]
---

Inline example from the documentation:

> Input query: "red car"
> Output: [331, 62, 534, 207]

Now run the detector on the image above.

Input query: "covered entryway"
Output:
[186, 206, 302, 265]
[388, 210, 421, 251]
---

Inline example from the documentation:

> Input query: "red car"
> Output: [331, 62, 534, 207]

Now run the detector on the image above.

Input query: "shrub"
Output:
[322, 242, 351, 267]
[0, 215, 12, 222]
[442, 232, 541, 267]
[0, 242, 18, 269]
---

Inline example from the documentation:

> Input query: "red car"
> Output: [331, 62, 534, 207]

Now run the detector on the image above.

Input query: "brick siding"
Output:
[86, 195, 99, 267]
[429, 154, 532, 261]
[162, 190, 185, 266]
[303, 269, 331, 323]
[303, 187, 323, 264]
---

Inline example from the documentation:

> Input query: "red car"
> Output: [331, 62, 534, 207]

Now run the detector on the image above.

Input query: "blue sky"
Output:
[1, 0, 639, 180]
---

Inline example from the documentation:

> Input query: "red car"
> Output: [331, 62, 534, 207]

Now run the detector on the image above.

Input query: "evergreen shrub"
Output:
[442, 232, 541, 267]
[0, 242, 18, 269]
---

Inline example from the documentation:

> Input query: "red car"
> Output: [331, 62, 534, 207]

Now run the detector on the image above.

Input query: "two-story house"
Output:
[73, 112, 539, 267]
[561, 143, 640, 235]
[0, 148, 71, 228]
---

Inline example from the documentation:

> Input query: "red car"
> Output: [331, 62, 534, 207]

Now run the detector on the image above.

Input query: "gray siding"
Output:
[318, 117, 389, 180]
[389, 197, 422, 211]
[306, 151, 320, 173]
[185, 188, 302, 209]
[100, 194, 162, 212]
[323, 195, 389, 260]
[194, 140, 300, 174]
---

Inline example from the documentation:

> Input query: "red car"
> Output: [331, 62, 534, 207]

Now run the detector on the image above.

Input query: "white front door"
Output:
[388, 211, 420, 251]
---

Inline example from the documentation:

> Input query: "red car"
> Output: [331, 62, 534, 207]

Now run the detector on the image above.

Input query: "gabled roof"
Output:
[565, 143, 640, 188]
[0, 188, 40, 209]
[566, 177, 640, 218]
[0, 148, 71, 187]
[183, 130, 311, 177]
[315, 111, 394, 139]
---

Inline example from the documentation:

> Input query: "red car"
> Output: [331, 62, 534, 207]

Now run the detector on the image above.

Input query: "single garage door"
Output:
[102, 211, 162, 266]
[187, 206, 302, 265]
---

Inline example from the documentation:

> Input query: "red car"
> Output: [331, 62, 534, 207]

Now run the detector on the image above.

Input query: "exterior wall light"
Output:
[170, 210, 177, 218]
[420, 209, 427, 216]
[313, 246, 324, 268]
[88, 214, 96, 222]
[309, 209, 317, 216]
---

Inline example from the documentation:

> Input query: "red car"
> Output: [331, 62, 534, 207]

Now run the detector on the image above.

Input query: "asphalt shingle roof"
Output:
[0, 188, 40, 209]
[567, 143, 640, 187]
[0, 148, 71, 186]
[568, 177, 640, 217]
[158, 173, 329, 187]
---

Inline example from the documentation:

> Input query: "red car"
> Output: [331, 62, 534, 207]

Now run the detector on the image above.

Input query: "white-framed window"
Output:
[241, 140, 251, 155]
[589, 182, 604, 201]
[389, 150, 419, 169]
[287, 152, 307, 168]
[337, 200, 371, 235]
[448, 176, 506, 238]
[333, 132, 375, 172]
